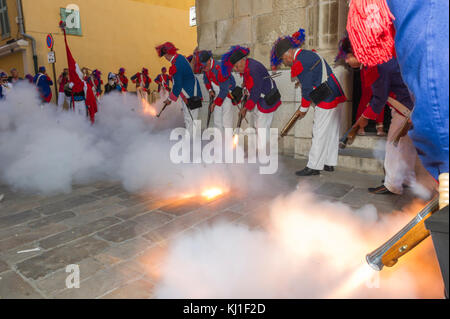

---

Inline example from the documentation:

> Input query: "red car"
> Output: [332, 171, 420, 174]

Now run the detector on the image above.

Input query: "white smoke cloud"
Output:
[155, 191, 440, 299]
[1, 85, 442, 299]
[0, 84, 280, 196]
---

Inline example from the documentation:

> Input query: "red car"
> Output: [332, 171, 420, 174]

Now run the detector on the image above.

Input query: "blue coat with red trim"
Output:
[154, 73, 172, 92]
[131, 73, 151, 92]
[33, 73, 53, 102]
[292, 49, 346, 110]
[362, 57, 413, 119]
[87, 76, 103, 96]
[169, 54, 202, 102]
[202, 59, 236, 106]
[242, 58, 281, 113]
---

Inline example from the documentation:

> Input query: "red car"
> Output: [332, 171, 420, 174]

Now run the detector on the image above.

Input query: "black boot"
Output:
[368, 185, 395, 195]
[324, 165, 335, 172]
[296, 167, 320, 177]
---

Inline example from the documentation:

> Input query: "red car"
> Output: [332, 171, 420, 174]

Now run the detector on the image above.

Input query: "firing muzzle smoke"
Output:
[0, 84, 280, 197]
[155, 190, 443, 298]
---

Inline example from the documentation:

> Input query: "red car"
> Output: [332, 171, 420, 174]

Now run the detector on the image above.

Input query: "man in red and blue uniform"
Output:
[222, 46, 282, 150]
[88, 69, 103, 98]
[154, 67, 172, 100]
[336, 36, 386, 136]
[118, 68, 128, 92]
[347, 0, 449, 187]
[347, 0, 448, 297]
[354, 57, 417, 195]
[271, 29, 347, 176]
[33, 66, 53, 104]
[57, 68, 71, 109]
[156, 42, 203, 133]
[131, 67, 152, 104]
[199, 50, 236, 132]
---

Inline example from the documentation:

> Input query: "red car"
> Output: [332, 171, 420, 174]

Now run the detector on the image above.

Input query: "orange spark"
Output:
[201, 187, 225, 200]
[141, 99, 157, 116]
[328, 264, 379, 298]
[233, 134, 239, 148]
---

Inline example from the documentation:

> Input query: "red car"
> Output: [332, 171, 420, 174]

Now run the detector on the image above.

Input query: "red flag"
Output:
[60, 21, 97, 123]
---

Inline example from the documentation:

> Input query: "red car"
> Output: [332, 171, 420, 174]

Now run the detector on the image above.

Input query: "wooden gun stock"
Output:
[393, 119, 412, 147]
[280, 109, 302, 138]
[366, 197, 440, 271]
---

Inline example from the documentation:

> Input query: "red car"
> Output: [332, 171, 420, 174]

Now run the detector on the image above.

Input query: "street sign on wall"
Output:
[60, 5, 82, 36]
[189, 6, 196, 27]
[46, 34, 54, 49]
[47, 51, 56, 64]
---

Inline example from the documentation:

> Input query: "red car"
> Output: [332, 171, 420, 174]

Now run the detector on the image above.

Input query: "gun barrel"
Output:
[339, 126, 359, 149]
[264, 72, 282, 79]
[366, 197, 440, 271]
[280, 110, 302, 138]
[157, 103, 169, 118]
[206, 97, 214, 128]
[236, 96, 248, 130]
[236, 113, 244, 129]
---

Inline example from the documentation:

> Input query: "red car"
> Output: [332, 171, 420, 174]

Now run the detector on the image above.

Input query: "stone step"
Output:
[347, 132, 386, 149]
[338, 147, 384, 175]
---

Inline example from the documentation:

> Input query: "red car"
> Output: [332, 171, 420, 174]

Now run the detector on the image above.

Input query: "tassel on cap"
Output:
[221, 46, 250, 77]
[270, 28, 306, 70]
[346, 0, 395, 67]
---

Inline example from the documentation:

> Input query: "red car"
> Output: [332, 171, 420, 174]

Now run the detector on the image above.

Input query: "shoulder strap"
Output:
[309, 53, 329, 84]
[181, 77, 198, 98]
[320, 55, 328, 84]
[36, 74, 45, 83]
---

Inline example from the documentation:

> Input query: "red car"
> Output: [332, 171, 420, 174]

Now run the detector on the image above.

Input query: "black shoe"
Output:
[324, 165, 335, 172]
[296, 167, 320, 177]
[381, 179, 410, 189]
[368, 185, 395, 195]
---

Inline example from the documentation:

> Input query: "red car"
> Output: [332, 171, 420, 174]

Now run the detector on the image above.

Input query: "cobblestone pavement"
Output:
[0, 156, 431, 299]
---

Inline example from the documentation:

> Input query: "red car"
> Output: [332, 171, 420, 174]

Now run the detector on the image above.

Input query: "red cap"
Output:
[155, 42, 179, 57]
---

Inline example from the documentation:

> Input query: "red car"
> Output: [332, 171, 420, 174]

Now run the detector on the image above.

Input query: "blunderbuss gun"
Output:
[264, 72, 282, 80]
[366, 196, 440, 271]
[367, 173, 449, 271]
[206, 89, 216, 128]
[229, 87, 249, 127]
[339, 125, 359, 149]
[387, 97, 414, 147]
[279, 107, 303, 138]
[157, 100, 170, 118]
[235, 95, 249, 134]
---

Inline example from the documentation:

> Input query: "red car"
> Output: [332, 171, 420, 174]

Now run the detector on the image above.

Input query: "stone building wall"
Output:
[195, 0, 353, 159]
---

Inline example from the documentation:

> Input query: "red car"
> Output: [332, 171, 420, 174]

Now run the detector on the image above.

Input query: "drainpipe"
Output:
[16, 0, 38, 74]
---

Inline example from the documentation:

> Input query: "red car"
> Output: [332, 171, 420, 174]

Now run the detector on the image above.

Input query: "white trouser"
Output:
[214, 97, 234, 131]
[384, 109, 417, 194]
[137, 87, 148, 105]
[181, 98, 200, 134]
[58, 92, 71, 109]
[307, 105, 342, 170]
[159, 88, 169, 101]
[248, 107, 275, 153]
[73, 100, 87, 117]
[211, 83, 234, 131]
